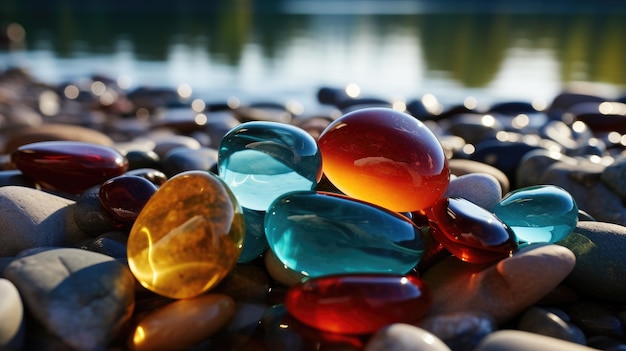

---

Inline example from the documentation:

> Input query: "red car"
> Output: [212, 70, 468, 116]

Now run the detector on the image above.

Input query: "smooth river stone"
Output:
[218, 121, 322, 211]
[129, 293, 235, 351]
[127, 170, 245, 299]
[99, 175, 158, 225]
[422, 244, 576, 325]
[448, 158, 510, 194]
[475, 330, 598, 351]
[11, 141, 128, 194]
[492, 185, 578, 245]
[0, 278, 24, 351]
[444, 173, 502, 210]
[317, 107, 449, 212]
[3, 123, 114, 154]
[0, 186, 87, 257]
[285, 274, 431, 334]
[365, 324, 451, 351]
[3, 248, 135, 351]
[427, 197, 517, 265]
[265, 191, 425, 277]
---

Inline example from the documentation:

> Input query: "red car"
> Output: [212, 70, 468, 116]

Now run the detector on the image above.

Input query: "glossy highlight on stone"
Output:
[127, 171, 245, 299]
[491, 185, 578, 245]
[11, 141, 128, 194]
[427, 197, 517, 264]
[285, 274, 431, 334]
[99, 175, 158, 225]
[265, 191, 424, 277]
[317, 107, 449, 212]
[218, 121, 323, 211]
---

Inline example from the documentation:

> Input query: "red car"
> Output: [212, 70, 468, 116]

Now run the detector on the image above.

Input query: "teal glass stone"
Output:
[238, 207, 269, 263]
[218, 121, 323, 211]
[264, 191, 425, 277]
[491, 185, 578, 245]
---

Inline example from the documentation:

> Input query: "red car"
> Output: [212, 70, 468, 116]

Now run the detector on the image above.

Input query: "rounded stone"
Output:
[11, 141, 128, 194]
[444, 173, 502, 210]
[127, 170, 245, 299]
[218, 121, 322, 211]
[0, 186, 88, 257]
[475, 330, 599, 351]
[318, 107, 449, 212]
[99, 175, 158, 225]
[161, 146, 218, 178]
[517, 306, 586, 344]
[557, 221, 626, 303]
[0, 278, 24, 351]
[129, 293, 235, 351]
[419, 311, 496, 351]
[448, 158, 510, 194]
[3, 123, 114, 154]
[365, 324, 451, 351]
[73, 185, 119, 237]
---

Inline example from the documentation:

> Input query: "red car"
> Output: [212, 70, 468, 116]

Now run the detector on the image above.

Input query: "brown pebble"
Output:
[4, 123, 114, 153]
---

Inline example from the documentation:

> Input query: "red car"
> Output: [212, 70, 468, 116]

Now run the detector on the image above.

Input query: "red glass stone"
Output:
[426, 197, 517, 265]
[284, 274, 431, 335]
[11, 141, 128, 194]
[318, 107, 450, 212]
[99, 175, 158, 224]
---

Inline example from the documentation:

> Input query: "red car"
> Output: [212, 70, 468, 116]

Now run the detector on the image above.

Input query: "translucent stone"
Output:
[99, 175, 158, 225]
[265, 191, 424, 277]
[317, 107, 449, 212]
[11, 141, 128, 194]
[491, 185, 578, 245]
[127, 171, 245, 299]
[285, 274, 431, 334]
[218, 121, 322, 211]
[238, 207, 268, 263]
[427, 197, 517, 264]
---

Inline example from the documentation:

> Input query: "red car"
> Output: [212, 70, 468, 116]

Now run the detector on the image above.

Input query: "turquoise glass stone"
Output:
[218, 121, 323, 211]
[265, 191, 425, 277]
[238, 207, 269, 263]
[491, 185, 578, 245]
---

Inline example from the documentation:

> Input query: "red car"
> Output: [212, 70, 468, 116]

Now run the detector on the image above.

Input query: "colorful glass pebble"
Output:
[265, 191, 424, 277]
[218, 121, 323, 211]
[317, 107, 450, 212]
[11, 141, 128, 194]
[127, 170, 245, 299]
[491, 185, 578, 245]
[99, 175, 158, 225]
[285, 274, 431, 334]
[427, 197, 517, 264]
[238, 207, 269, 263]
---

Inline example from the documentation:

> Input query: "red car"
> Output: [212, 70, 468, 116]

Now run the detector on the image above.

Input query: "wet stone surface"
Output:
[2, 69, 626, 350]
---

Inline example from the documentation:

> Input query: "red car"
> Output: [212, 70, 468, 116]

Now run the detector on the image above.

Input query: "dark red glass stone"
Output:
[11, 141, 128, 194]
[99, 175, 158, 224]
[426, 197, 517, 265]
[285, 274, 431, 335]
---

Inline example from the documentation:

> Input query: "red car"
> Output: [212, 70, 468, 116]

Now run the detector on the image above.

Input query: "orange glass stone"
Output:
[127, 171, 245, 299]
[317, 107, 449, 212]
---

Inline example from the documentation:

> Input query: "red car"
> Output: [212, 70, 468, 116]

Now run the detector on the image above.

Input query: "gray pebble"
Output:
[444, 173, 502, 209]
[475, 330, 598, 351]
[568, 300, 623, 338]
[161, 146, 218, 178]
[365, 323, 451, 351]
[517, 306, 586, 345]
[0, 186, 88, 257]
[72, 185, 118, 237]
[3, 248, 135, 351]
[419, 311, 496, 351]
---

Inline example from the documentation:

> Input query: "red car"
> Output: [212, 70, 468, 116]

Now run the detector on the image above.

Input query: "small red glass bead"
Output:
[11, 141, 128, 194]
[426, 197, 517, 265]
[285, 274, 431, 335]
[318, 107, 449, 212]
[99, 175, 158, 224]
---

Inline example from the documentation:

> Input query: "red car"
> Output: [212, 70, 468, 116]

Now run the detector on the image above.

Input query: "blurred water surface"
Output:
[1, 0, 626, 108]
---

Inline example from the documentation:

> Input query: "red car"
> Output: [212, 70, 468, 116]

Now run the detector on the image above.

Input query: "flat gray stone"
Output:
[0, 186, 88, 257]
[2, 248, 135, 351]
[0, 278, 24, 351]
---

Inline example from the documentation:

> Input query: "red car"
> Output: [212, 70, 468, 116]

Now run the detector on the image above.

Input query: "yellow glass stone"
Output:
[127, 171, 245, 299]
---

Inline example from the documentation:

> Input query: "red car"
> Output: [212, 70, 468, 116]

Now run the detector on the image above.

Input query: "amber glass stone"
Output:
[317, 107, 449, 212]
[427, 197, 517, 265]
[99, 175, 158, 225]
[127, 171, 245, 299]
[11, 141, 128, 194]
[285, 274, 431, 334]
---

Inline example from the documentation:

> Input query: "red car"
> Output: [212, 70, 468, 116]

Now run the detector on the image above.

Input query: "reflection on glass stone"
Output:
[265, 191, 424, 277]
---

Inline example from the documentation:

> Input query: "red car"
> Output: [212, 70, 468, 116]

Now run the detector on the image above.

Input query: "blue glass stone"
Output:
[238, 207, 269, 263]
[264, 191, 425, 277]
[491, 185, 578, 245]
[218, 121, 323, 211]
